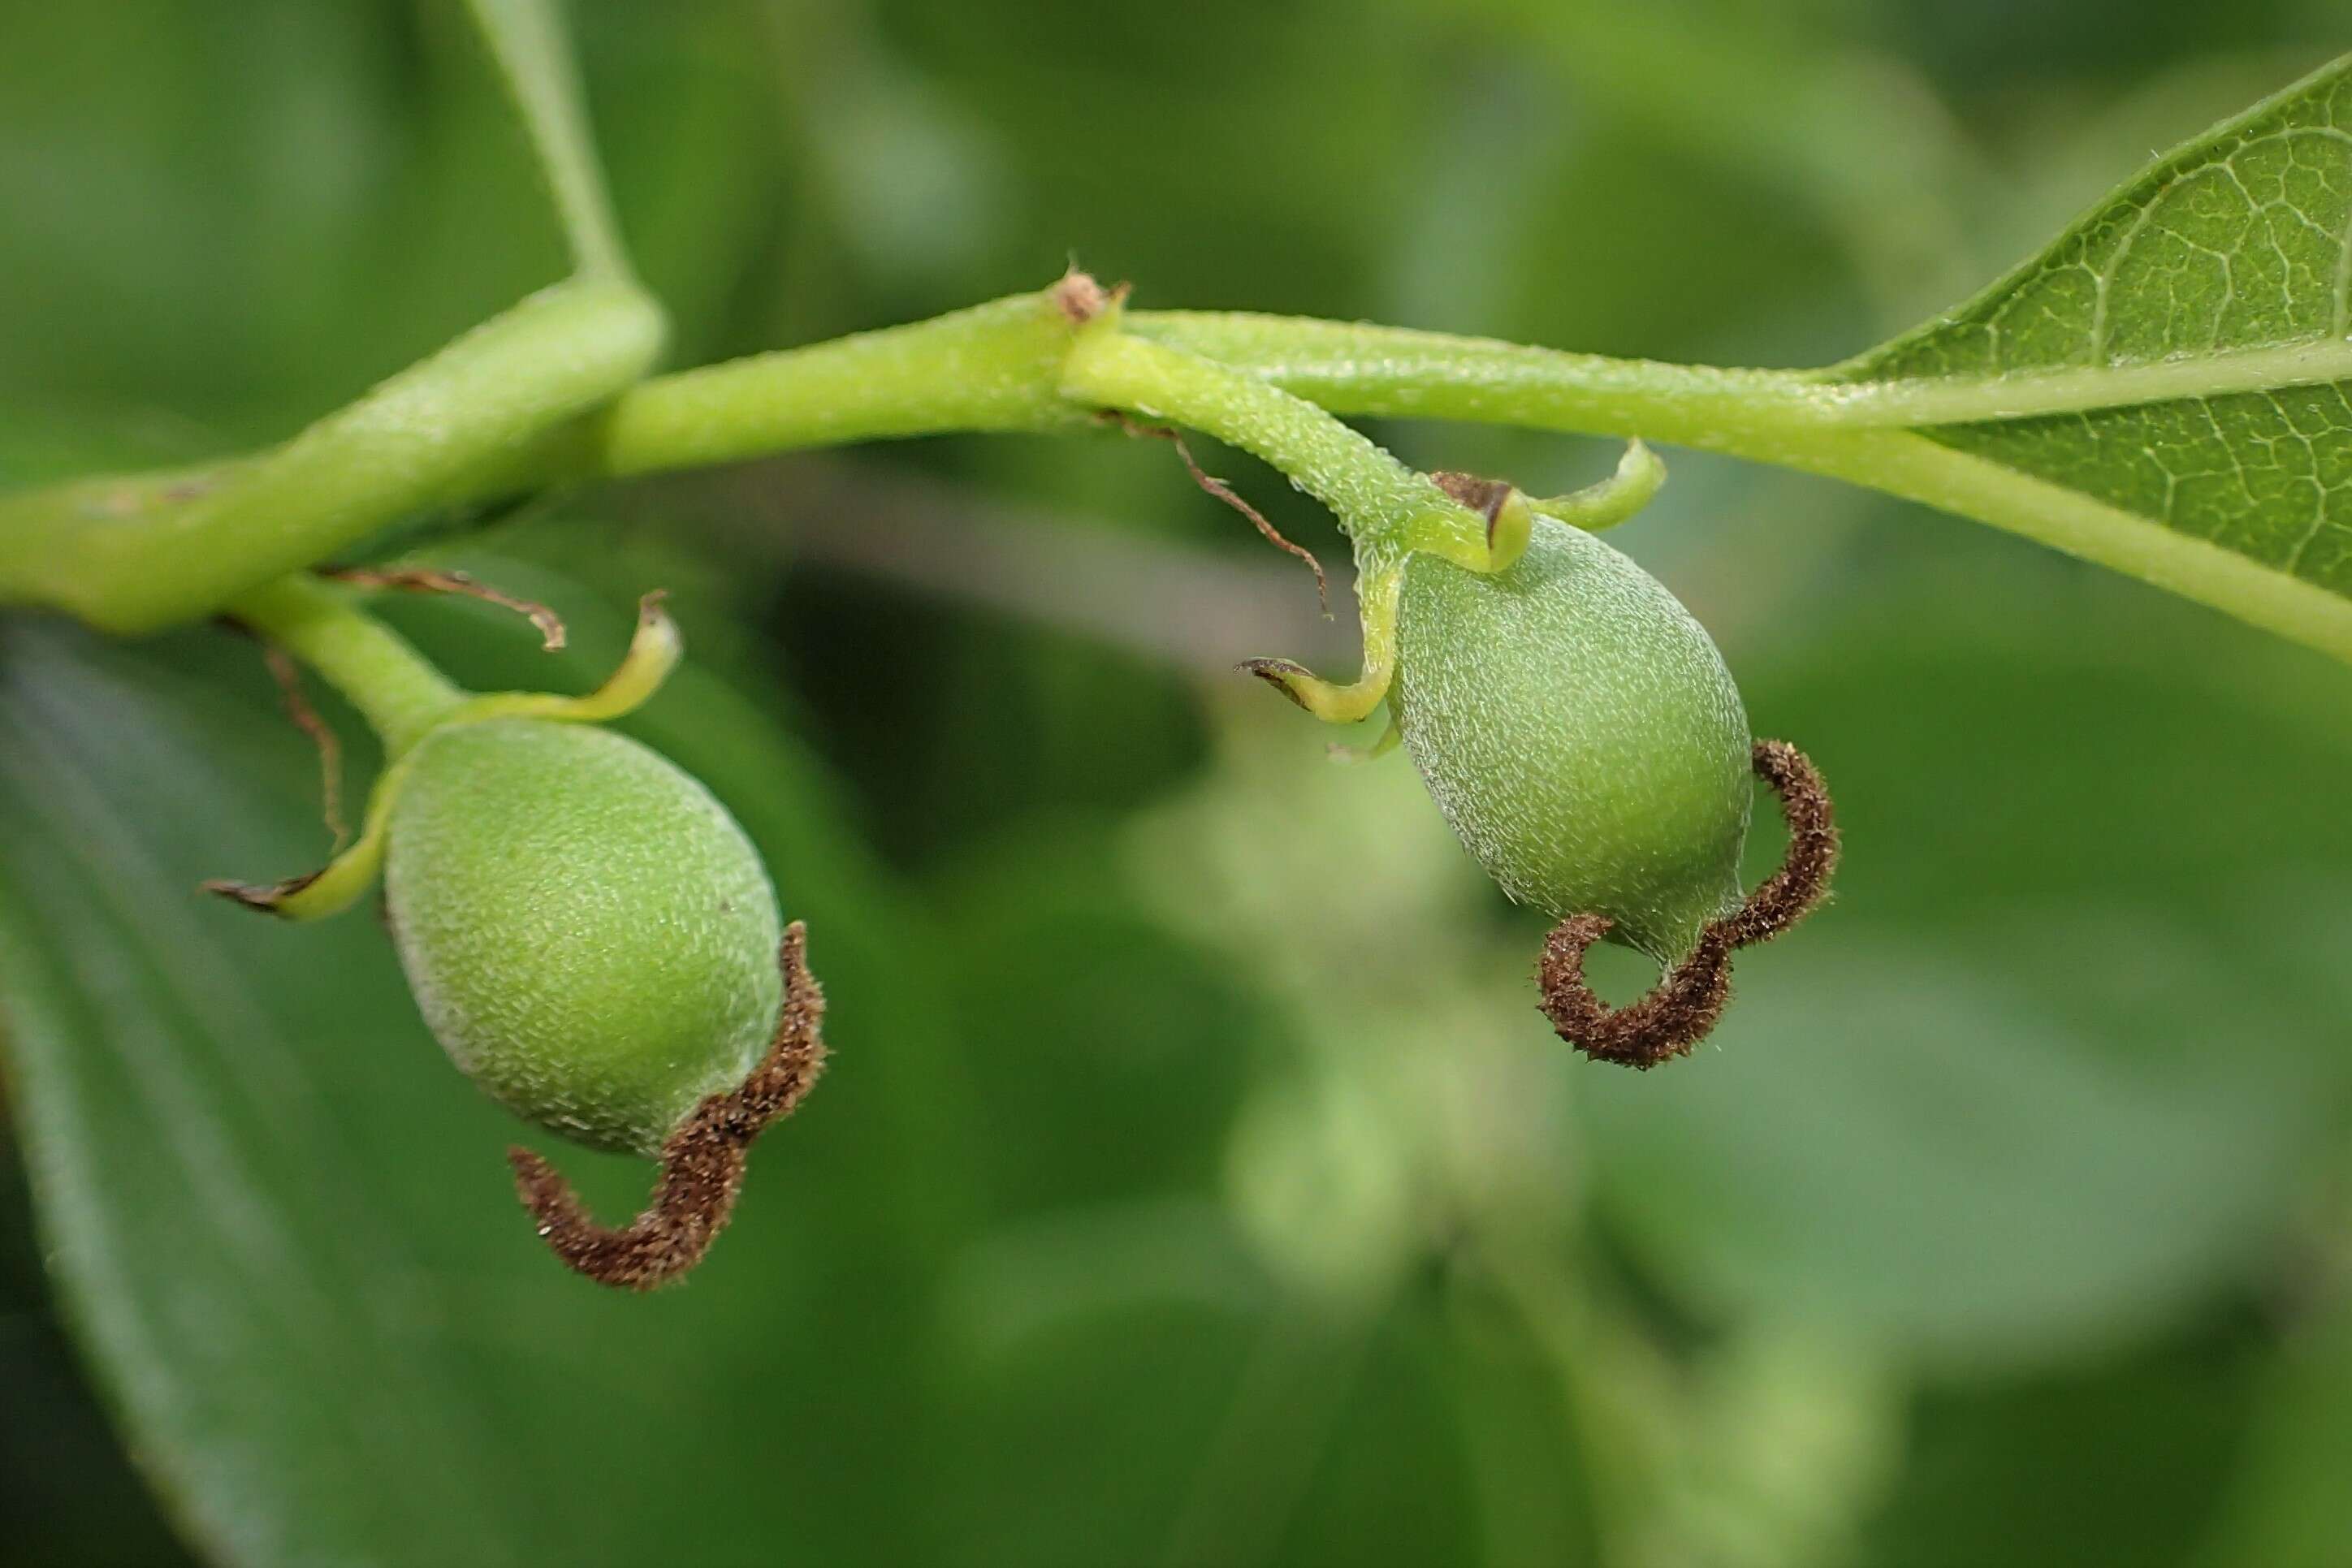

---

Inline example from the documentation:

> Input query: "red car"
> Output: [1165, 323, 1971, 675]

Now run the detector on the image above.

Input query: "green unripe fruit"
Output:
[1393, 517, 1753, 962]
[383, 718, 784, 1156]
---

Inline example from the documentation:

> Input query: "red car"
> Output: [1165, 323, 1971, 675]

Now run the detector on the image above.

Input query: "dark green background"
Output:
[2, 2, 2349, 1564]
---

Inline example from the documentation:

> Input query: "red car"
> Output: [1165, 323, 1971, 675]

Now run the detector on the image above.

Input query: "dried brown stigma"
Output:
[508, 922, 830, 1290]
[262, 643, 348, 849]
[1103, 411, 1331, 614]
[1539, 740, 1839, 1069]
[324, 566, 568, 651]
[201, 866, 325, 914]
[1234, 656, 1319, 710]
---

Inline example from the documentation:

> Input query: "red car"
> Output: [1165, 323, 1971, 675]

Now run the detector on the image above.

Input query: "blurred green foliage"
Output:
[2, 1, 2350, 1565]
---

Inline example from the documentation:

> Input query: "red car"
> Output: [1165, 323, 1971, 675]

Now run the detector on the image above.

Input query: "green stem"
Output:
[0, 292, 1830, 633]
[1128, 311, 2352, 664]
[0, 276, 664, 635]
[1126, 310, 1832, 453]
[228, 577, 467, 758]
[11, 284, 2352, 666]
[0, 285, 1081, 636]
[522, 289, 1094, 482]
[1057, 324, 1483, 576]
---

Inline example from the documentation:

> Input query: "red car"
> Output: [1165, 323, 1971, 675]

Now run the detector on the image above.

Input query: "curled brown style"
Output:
[1538, 740, 1837, 1069]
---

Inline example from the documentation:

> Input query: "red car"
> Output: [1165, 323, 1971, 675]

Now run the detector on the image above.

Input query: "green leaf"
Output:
[0, 276, 666, 633]
[0, 1145, 192, 1566]
[2198, 1303, 2352, 1566]
[1860, 1345, 2259, 1568]
[1805, 50, 2352, 652]
[0, 627, 547, 1565]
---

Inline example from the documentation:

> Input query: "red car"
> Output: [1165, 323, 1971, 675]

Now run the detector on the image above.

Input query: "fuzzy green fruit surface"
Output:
[384, 718, 784, 1155]
[1394, 518, 1753, 961]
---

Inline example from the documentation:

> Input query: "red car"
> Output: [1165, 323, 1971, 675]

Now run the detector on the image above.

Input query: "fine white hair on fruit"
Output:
[1393, 517, 1752, 964]
[383, 718, 784, 1156]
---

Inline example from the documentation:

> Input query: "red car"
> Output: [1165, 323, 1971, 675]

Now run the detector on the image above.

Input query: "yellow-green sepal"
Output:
[206, 592, 684, 921]
[1533, 441, 1666, 533]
